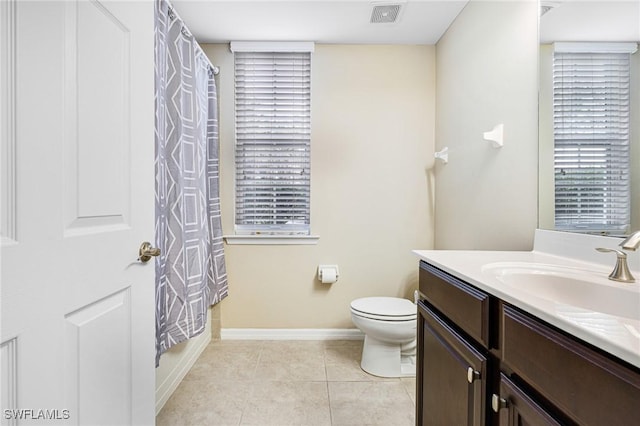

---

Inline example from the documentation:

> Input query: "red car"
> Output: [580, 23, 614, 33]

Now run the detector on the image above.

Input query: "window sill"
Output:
[223, 235, 320, 245]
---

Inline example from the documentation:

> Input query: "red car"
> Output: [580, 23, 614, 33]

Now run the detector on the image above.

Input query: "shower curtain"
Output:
[154, 0, 228, 365]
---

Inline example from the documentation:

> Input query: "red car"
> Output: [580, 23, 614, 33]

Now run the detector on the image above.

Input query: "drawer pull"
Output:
[467, 366, 480, 383]
[491, 394, 508, 412]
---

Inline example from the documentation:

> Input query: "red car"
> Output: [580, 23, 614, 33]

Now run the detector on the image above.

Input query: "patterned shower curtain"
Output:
[154, 0, 228, 365]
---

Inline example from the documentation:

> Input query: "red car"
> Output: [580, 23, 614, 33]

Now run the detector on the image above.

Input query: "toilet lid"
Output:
[351, 297, 416, 321]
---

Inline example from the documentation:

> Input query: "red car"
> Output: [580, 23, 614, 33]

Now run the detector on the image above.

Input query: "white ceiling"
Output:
[171, 0, 469, 45]
[171, 1, 640, 46]
[540, 0, 640, 44]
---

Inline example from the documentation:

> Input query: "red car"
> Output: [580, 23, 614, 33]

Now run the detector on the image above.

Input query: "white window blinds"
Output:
[233, 49, 311, 235]
[553, 45, 635, 234]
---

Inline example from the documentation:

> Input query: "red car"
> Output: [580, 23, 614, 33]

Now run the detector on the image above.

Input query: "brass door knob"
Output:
[139, 242, 161, 263]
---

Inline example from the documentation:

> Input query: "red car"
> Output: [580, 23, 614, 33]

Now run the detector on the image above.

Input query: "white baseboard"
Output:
[221, 328, 364, 340]
[155, 331, 211, 415]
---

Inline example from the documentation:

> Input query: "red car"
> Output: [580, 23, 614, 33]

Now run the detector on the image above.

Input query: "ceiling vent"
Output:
[370, 4, 402, 24]
[540, 1, 561, 17]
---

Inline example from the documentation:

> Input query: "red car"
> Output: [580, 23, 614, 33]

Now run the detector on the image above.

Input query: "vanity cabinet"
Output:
[496, 303, 640, 425]
[417, 260, 640, 426]
[416, 261, 493, 426]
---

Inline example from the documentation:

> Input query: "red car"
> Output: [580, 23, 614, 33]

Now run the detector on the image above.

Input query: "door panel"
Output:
[65, 289, 132, 425]
[418, 301, 487, 426]
[1, 1, 155, 425]
[67, 0, 131, 231]
[0, 338, 17, 421]
[495, 374, 563, 426]
[0, 0, 16, 245]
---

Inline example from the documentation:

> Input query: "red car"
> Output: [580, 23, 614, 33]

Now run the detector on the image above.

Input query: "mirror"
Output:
[538, 0, 640, 234]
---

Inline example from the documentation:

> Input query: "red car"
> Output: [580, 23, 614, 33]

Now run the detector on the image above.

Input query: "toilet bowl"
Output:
[350, 297, 417, 378]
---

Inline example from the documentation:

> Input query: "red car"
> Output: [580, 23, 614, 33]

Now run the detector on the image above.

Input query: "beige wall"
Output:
[434, 0, 539, 250]
[202, 44, 436, 329]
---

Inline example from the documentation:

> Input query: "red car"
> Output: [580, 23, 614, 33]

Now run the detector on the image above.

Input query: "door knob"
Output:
[139, 242, 161, 263]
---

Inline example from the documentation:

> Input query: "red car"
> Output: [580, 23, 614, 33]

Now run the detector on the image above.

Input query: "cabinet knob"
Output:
[491, 394, 508, 412]
[467, 367, 480, 383]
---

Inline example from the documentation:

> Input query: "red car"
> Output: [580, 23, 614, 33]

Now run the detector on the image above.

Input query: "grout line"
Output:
[238, 341, 262, 426]
[323, 350, 335, 426]
[326, 380, 334, 426]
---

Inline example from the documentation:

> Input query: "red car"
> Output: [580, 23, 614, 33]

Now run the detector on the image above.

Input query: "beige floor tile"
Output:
[328, 381, 415, 426]
[259, 341, 326, 363]
[212, 339, 269, 348]
[240, 381, 331, 426]
[262, 340, 328, 350]
[326, 362, 398, 382]
[157, 378, 250, 426]
[323, 340, 364, 348]
[324, 346, 399, 382]
[156, 340, 415, 426]
[324, 345, 362, 364]
[254, 358, 327, 381]
[186, 345, 261, 381]
[401, 377, 416, 403]
[254, 340, 328, 381]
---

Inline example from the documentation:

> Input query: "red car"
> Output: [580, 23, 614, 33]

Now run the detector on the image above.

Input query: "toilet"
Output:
[350, 297, 417, 378]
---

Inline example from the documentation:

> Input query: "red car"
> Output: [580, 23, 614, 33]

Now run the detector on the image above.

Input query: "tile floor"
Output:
[156, 340, 416, 426]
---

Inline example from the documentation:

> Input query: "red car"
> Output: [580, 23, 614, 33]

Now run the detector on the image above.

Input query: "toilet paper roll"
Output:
[321, 268, 337, 284]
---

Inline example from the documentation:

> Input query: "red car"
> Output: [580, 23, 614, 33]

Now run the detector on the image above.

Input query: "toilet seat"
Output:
[350, 297, 416, 322]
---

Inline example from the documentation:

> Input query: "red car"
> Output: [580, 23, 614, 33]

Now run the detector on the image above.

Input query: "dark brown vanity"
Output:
[416, 260, 640, 426]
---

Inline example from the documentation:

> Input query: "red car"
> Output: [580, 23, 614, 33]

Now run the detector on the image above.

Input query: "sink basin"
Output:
[482, 262, 640, 319]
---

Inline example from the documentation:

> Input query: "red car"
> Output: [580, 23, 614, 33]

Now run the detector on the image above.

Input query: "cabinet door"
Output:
[492, 373, 564, 426]
[501, 304, 640, 425]
[419, 261, 491, 348]
[417, 301, 487, 426]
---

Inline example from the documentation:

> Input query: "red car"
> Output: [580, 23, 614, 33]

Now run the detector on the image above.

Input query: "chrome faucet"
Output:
[620, 230, 640, 251]
[595, 230, 640, 283]
[595, 248, 635, 283]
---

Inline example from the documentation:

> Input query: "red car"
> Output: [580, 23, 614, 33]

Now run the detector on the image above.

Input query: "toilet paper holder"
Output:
[318, 265, 339, 283]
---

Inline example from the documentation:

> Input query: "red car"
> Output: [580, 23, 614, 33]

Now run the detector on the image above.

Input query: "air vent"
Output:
[540, 1, 561, 16]
[370, 4, 401, 24]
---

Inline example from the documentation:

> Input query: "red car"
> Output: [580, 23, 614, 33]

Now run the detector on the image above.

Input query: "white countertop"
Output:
[413, 230, 640, 369]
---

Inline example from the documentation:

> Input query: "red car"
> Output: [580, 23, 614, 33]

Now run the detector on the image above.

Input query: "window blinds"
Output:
[234, 51, 311, 234]
[553, 50, 632, 234]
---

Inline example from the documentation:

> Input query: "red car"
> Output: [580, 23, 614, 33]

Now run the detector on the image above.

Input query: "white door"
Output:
[1, 1, 155, 425]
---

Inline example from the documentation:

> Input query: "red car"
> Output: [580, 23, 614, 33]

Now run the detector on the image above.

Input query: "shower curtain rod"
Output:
[168, 4, 220, 76]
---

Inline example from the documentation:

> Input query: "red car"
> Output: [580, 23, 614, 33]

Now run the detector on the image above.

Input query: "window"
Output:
[231, 42, 313, 236]
[553, 43, 637, 234]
